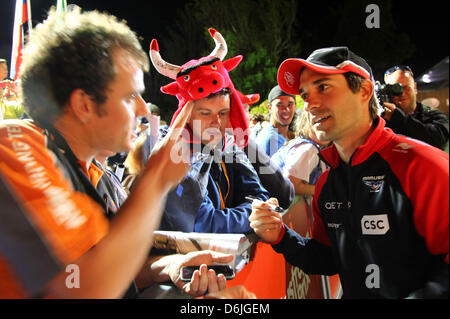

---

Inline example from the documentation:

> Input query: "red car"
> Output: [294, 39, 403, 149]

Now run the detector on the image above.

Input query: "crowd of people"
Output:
[0, 59, 24, 120]
[0, 7, 448, 299]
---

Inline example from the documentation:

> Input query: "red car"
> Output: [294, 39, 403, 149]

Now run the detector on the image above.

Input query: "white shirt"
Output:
[283, 143, 325, 182]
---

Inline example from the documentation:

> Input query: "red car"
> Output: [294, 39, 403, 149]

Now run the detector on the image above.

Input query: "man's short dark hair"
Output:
[19, 7, 149, 126]
[344, 72, 380, 120]
[206, 87, 232, 99]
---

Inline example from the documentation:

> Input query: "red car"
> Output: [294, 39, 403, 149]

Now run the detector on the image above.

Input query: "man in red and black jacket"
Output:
[250, 47, 449, 298]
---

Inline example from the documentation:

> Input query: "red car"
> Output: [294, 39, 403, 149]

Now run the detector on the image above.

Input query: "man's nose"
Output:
[210, 114, 221, 126]
[304, 93, 319, 112]
[134, 95, 148, 117]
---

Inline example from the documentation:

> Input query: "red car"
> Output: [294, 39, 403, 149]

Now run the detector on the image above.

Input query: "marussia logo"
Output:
[284, 72, 295, 88]
[363, 180, 383, 192]
[362, 175, 385, 192]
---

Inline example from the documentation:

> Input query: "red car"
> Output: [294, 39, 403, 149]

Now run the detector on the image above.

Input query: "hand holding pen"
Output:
[245, 195, 285, 214]
[247, 196, 285, 243]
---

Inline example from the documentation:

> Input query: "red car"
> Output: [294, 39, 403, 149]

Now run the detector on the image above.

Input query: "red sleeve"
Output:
[384, 139, 449, 263]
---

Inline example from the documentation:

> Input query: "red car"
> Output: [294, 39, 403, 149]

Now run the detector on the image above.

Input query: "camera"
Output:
[375, 81, 404, 104]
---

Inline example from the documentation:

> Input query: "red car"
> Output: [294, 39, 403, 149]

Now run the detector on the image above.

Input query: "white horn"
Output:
[149, 39, 180, 80]
[208, 28, 227, 61]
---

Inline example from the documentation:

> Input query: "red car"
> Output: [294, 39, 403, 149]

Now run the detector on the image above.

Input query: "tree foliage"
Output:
[152, 0, 301, 120]
[147, 0, 415, 120]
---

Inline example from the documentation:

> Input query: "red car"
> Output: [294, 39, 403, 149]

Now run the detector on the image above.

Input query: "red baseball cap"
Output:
[277, 47, 373, 95]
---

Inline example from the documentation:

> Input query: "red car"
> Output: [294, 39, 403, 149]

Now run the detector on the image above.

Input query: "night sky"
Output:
[0, 0, 448, 81]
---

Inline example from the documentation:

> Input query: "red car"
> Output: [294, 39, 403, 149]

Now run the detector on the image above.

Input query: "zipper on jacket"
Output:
[346, 155, 355, 239]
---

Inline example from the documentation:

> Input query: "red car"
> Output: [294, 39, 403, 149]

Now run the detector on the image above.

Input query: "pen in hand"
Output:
[245, 195, 285, 213]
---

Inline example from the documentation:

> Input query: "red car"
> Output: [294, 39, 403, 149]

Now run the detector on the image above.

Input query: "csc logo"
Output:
[361, 214, 389, 235]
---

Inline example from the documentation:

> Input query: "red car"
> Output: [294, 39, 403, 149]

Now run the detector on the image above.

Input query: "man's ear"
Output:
[68, 89, 96, 124]
[360, 80, 374, 104]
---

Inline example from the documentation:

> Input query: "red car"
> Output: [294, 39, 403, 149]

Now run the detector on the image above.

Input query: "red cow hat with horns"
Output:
[150, 28, 249, 147]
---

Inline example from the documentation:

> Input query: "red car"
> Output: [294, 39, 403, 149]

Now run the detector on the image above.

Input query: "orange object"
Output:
[228, 241, 287, 299]
[228, 196, 341, 299]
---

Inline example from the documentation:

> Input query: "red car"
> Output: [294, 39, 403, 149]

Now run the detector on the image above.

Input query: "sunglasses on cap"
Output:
[384, 65, 413, 77]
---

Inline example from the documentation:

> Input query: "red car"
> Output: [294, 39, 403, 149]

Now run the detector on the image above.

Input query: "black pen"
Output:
[245, 195, 285, 213]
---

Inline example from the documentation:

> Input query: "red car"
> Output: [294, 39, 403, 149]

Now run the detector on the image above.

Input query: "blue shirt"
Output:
[193, 158, 269, 234]
[159, 137, 269, 234]
[255, 124, 286, 157]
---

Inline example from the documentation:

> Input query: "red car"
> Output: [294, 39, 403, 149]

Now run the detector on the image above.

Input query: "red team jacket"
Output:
[273, 117, 449, 298]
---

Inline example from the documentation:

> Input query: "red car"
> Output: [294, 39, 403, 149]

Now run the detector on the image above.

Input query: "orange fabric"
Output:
[0, 257, 27, 298]
[0, 120, 109, 297]
[214, 162, 230, 210]
[79, 160, 104, 188]
[228, 197, 341, 299]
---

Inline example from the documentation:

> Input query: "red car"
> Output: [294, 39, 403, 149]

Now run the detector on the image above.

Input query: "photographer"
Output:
[381, 65, 449, 150]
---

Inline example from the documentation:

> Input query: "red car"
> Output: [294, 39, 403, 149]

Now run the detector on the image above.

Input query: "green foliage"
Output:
[228, 47, 278, 97]
[146, 0, 415, 122]
[250, 100, 269, 116]
[295, 95, 305, 110]
[154, 0, 301, 119]
[250, 95, 305, 116]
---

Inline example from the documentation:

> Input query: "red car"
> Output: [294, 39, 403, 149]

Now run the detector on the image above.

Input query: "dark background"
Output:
[1, 0, 448, 120]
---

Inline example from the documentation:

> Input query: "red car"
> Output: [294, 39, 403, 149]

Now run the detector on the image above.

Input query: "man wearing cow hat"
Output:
[150, 28, 270, 234]
[249, 46, 449, 298]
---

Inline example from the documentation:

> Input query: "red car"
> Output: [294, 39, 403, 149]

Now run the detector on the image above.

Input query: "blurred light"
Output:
[421, 74, 432, 83]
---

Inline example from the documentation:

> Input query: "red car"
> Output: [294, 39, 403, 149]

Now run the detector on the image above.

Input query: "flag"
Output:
[56, 0, 68, 26]
[10, 0, 32, 81]
[56, 0, 67, 15]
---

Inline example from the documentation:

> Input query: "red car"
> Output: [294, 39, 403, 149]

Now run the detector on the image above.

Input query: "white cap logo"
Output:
[284, 71, 295, 88]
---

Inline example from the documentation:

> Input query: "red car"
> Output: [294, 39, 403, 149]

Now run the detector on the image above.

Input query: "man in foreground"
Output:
[250, 47, 449, 298]
[0, 8, 236, 298]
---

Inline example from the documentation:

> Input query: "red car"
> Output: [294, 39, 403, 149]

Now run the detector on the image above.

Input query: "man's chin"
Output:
[314, 130, 331, 142]
[120, 140, 134, 153]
